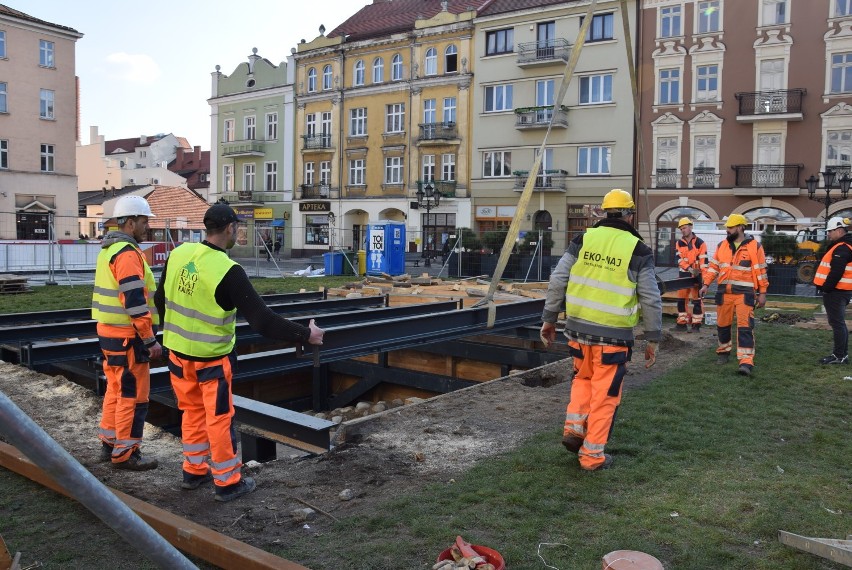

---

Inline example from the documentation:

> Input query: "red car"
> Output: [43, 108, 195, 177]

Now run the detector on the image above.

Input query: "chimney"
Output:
[140, 134, 147, 145]
[194, 146, 201, 163]
[90, 126, 99, 145]
[176, 146, 185, 164]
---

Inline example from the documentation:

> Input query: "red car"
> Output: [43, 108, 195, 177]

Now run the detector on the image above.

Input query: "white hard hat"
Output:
[113, 195, 155, 218]
[826, 216, 849, 231]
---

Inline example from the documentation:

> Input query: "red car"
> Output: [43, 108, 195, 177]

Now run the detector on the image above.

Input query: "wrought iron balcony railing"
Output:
[300, 184, 331, 199]
[515, 106, 568, 128]
[517, 38, 571, 65]
[222, 140, 265, 157]
[513, 170, 568, 191]
[654, 168, 679, 188]
[418, 122, 458, 141]
[732, 164, 802, 188]
[301, 134, 333, 150]
[692, 167, 717, 188]
[417, 179, 457, 198]
[734, 89, 805, 116]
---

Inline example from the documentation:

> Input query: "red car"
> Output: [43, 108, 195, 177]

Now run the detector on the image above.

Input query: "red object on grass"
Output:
[437, 544, 506, 570]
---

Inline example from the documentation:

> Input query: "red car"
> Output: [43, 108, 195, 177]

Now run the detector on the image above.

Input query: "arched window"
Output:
[353, 60, 365, 86]
[322, 64, 333, 90]
[424, 48, 437, 75]
[656, 207, 711, 266]
[391, 54, 403, 81]
[307, 68, 317, 92]
[743, 207, 797, 232]
[445, 44, 458, 73]
[372, 57, 384, 83]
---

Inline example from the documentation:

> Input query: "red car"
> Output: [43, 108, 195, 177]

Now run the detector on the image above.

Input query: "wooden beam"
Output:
[778, 531, 852, 567]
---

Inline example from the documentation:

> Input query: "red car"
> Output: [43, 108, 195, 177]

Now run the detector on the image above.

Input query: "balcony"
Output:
[300, 184, 332, 199]
[418, 122, 459, 143]
[734, 89, 805, 122]
[301, 134, 333, 152]
[515, 106, 568, 129]
[417, 179, 458, 198]
[654, 168, 679, 188]
[222, 140, 265, 157]
[513, 170, 568, 192]
[517, 38, 571, 66]
[732, 164, 803, 195]
[692, 167, 718, 188]
[216, 190, 289, 204]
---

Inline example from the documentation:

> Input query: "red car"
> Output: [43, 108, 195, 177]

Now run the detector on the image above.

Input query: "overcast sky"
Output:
[20, 1, 363, 149]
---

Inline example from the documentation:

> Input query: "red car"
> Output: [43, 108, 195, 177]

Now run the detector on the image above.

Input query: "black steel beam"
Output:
[416, 339, 568, 368]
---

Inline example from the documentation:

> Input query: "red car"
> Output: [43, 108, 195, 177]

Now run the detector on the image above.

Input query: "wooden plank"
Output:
[778, 531, 852, 567]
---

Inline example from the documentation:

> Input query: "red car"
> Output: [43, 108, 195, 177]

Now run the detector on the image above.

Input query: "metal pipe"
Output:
[0, 390, 197, 570]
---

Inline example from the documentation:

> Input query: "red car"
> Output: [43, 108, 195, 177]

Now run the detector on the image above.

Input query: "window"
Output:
[0, 31, 5, 59]
[422, 154, 435, 181]
[0, 82, 6, 113]
[483, 151, 512, 177]
[307, 68, 317, 92]
[244, 116, 256, 140]
[425, 48, 437, 75]
[349, 107, 367, 136]
[354, 60, 365, 86]
[484, 84, 513, 112]
[385, 156, 403, 184]
[223, 165, 233, 191]
[39, 40, 54, 67]
[321, 112, 332, 143]
[660, 6, 682, 38]
[224, 119, 235, 142]
[486, 28, 514, 56]
[831, 53, 852, 93]
[392, 54, 403, 81]
[657, 136, 678, 170]
[584, 13, 614, 41]
[442, 153, 456, 181]
[373, 58, 384, 83]
[698, 1, 720, 33]
[306, 113, 316, 136]
[838, 0, 852, 16]
[266, 113, 278, 140]
[386, 103, 405, 133]
[827, 130, 852, 169]
[322, 65, 333, 90]
[424, 99, 436, 124]
[40, 143, 55, 172]
[694, 136, 717, 169]
[304, 162, 315, 185]
[0, 140, 7, 169]
[305, 215, 329, 245]
[320, 161, 331, 185]
[578, 146, 611, 175]
[579, 74, 613, 104]
[265, 161, 277, 191]
[445, 45, 458, 73]
[762, 0, 787, 25]
[39, 89, 55, 119]
[696, 65, 718, 101]
[243, 163, 255, 191]
[659, 68, 680, 104]
[349, 159, 365, 185]
[443, 97, 456, 123]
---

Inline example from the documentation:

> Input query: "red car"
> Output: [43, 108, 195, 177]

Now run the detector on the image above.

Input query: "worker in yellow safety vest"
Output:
[672, 217, 707, 332]
[813, 216, 852, 365]
[540, 189, 662, 471]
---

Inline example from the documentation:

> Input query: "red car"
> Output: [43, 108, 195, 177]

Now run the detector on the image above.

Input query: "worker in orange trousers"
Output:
[673, 217, 707, 332]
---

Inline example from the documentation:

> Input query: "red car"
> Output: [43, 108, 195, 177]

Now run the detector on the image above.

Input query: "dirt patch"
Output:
[0, 329, 702, 560]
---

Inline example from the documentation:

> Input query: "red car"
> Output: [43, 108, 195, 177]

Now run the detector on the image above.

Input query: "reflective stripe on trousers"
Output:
[676, 285, 704, 325]
[715, 292, 756, 366]
[564, 341, 629, 470]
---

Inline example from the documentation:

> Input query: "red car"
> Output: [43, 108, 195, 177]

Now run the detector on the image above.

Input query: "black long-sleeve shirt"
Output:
[153, 241, 311, 352]
[821, 234, 852, 291]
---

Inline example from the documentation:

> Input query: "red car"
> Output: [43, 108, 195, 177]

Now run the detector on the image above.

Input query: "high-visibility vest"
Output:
[705, 237, 768, 294]
[162, 243, 238, 358]
[92, 242, 159, 326]
[813, 241, 852, 290]
[565, 226, 640, 329]
[676, 235, 707, 273]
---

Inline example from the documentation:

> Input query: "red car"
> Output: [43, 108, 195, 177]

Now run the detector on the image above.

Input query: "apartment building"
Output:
[637, 0, 852, 265]
[292, 0, 489, 257]
[472, 0, 638, 253]
[0, 6, 82, 240]
[209, 48, 296, 257]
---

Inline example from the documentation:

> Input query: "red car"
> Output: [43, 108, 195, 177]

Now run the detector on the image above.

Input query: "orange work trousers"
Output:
[97, 336, 151, 463]
[715, 292, 756, 365]
[564, 341, 630, 470]
[676, 285, 704, 325]
[168, 351, 242, 488]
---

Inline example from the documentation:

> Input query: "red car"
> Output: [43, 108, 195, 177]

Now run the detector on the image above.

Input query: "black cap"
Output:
[203, 204, 239, 230]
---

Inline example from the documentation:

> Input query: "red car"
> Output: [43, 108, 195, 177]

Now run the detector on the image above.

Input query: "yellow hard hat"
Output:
[678, 217, 693, 228]
[725, 213, 748, 228]
[601, 189, 635, 210]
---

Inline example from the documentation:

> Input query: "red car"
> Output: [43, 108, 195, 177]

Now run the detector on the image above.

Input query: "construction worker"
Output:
[814, 216, 852, 365]
[540, 189, 662, 471]
[699, 213, 769, 377]
[673, 217, 707, 332]
[154, 204, 324, 502]
[92, 194, 162, 470]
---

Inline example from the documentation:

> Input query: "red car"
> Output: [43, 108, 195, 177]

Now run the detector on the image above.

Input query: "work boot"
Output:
[112, 449, 158, 471]
[737, 363, 753, 377]
[716, 353, 730, 365]
[692, 323, 701, 333]
[561, 434, 583, 454]
[99, 442, 114, 462]
[671, 323, 688, 332]
[583, 453, 614, 471]
[181, 470, 213, 490]
[214, 477, 256, 503]
[818, 353, 849, 365]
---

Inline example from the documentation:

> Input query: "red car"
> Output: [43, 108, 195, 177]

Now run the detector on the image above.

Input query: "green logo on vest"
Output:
[178, 262, 199, 296]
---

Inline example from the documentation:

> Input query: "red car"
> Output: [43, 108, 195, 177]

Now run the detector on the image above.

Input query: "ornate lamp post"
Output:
[416, 183, 441, 267]
[806, 171, 851, 230]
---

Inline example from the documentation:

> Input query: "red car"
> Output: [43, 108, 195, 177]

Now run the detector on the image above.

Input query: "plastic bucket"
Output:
[437, 545, 505, 570]
[704, 311, 717, 325]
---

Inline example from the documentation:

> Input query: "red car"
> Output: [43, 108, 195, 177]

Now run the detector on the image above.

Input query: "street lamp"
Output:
[416, 182, 441, 267]
[806, 170, 852, 230]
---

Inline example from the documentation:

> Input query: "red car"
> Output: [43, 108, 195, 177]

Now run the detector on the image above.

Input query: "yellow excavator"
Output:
[772, 228, 824, 284]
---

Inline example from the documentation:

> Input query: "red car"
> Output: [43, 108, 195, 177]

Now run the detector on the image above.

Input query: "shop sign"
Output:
[254, 207, 273, 220]
[234, 207, 254, 220]
[300, 201, 330, 212]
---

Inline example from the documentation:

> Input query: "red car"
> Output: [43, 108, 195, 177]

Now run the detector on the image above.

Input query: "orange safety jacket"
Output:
[814, 241, 852, 290]
[703, 236, 768, 294]
[676, 235, 707, 275]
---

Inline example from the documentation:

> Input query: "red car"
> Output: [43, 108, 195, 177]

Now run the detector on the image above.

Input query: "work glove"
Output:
[645, 341, 658, 369]
[540, 321, 557, 349]
[689, 268, 701, 277]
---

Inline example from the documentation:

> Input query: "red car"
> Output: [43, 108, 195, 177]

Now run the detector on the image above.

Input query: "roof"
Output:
[329, 0, 493, 42]
[478, 0, 581, 17]
[0, 4, 81, 35]
[78, 186, 147, 207]
[144, 186, 209, 230]
[104, 134, 166, 155]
